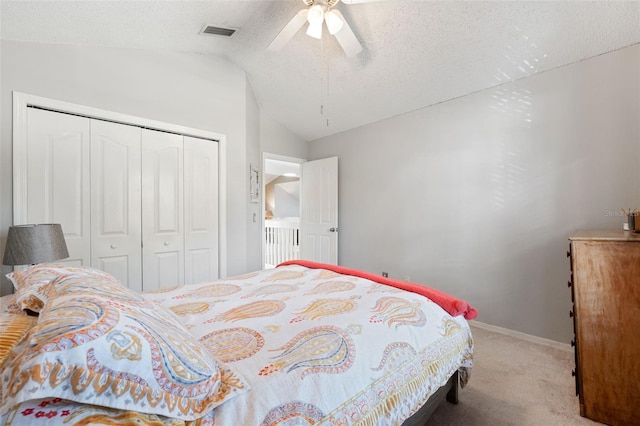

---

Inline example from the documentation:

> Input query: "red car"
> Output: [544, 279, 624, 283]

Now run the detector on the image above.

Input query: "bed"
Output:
[0, 260, 476, 425]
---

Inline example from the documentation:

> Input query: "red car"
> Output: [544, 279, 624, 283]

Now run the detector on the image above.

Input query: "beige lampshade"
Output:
[2, 224, 69, 265]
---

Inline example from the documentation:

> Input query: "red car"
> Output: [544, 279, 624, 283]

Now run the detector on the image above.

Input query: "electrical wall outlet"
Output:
[382, 272, 388, 278]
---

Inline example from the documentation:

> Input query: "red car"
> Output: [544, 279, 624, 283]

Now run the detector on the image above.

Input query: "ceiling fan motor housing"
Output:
[304, 0, 341, 7]
[270, 0, 362, 56]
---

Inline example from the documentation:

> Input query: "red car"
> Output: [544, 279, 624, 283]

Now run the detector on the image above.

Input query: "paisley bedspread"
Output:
[143, 264, 474, 426]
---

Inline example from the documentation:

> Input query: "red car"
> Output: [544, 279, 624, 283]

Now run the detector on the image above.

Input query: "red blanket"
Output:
[277, 260, 478, 320]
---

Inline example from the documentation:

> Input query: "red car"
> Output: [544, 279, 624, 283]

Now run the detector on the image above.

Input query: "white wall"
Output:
[246, 78, 262, 273]
[260, 111, 308, 159]
[309, 45, 640, 343]
[274, 180, 300, 218]
[0, 40, 260, 294]
[258, 111, 307, 269]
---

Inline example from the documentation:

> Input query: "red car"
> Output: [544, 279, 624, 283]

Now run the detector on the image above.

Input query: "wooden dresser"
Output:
[568, 230, 640, 426]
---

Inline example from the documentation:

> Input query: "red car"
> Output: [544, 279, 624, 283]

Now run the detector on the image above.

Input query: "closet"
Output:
[21, 107, 219, 291]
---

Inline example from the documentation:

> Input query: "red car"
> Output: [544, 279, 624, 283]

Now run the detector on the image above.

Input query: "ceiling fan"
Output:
[268, 0, 380, 57]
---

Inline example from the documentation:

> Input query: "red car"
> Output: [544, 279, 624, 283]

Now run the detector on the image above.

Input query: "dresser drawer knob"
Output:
[569, 310, 574, 318]
[571, 370, 576, 377]
[571, 340, 576, 347]
[567, 281, 572, 288]
[566, 250, 571, 258]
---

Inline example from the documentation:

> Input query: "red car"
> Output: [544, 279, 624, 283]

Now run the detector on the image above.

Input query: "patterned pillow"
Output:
[2, 397, 196, 425]
[6, 263, 119, 313]
[0, 279, 248, 420]
[0, 295, 26, 316]
[0, 314, 37, 366]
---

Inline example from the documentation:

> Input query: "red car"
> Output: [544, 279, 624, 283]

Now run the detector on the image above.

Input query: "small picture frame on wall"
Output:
[249, 163, 260, 203]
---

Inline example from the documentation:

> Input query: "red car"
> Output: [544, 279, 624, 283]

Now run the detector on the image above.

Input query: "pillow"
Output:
[2, 397, 190, 425]
[0, 278, 248, 420]
[0, 295, 26, 316]
[7, 263, 119, 313]
[0, 314, 37, 366]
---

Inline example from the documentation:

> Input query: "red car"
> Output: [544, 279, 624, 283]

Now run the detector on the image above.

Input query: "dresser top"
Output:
[569, 229, 640, 241]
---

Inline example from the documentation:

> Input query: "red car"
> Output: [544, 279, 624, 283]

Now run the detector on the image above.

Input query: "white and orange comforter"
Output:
[143, 264, 474, 426]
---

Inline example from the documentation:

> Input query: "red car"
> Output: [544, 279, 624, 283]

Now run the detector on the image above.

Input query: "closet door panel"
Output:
[184, 136, 219, 284]
[142, 130, 184, 290]
[19, 106, 221, 291]
[25, 108, 90, 266]
[90, 120, 142, 290]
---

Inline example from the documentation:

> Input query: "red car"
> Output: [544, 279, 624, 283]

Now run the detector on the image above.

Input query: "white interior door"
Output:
[301, 156, 338, 264]
[90, 120, 142, 290]
[142, 129, 184, 290]
[24, 108, 91, 266]
[184, 136, 219, 284]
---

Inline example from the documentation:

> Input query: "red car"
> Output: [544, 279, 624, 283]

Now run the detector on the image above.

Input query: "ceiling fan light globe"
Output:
[325, 10, 344, 35]
[306, 21, 323, 39]
[307, 5, 325, 25]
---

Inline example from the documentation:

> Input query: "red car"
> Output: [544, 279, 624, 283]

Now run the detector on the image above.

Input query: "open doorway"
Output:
[263, 155, 303, 268]
[262, 154, 339, 268]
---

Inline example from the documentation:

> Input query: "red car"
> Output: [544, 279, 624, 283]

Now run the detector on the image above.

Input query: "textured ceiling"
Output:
[1, 1, 639, 141]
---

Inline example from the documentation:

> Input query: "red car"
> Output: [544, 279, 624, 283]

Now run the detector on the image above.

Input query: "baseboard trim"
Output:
[470, 320, 572, 353]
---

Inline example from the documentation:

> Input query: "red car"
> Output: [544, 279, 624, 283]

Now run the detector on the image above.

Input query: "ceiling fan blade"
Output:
[268, 9, 309, 51]
[331, 10, 362, 57]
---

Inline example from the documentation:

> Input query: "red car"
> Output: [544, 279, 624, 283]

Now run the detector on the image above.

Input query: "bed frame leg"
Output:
[446, 370, 459, 404]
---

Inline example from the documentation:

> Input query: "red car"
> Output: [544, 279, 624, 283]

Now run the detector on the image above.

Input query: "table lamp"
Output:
[2, 224, 69, 265]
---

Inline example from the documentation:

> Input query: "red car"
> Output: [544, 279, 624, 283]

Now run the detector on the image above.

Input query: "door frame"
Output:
[12, 91, 229, 277]
[262, 152, 305, 268]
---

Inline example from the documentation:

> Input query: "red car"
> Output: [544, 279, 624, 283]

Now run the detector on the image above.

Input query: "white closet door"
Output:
[24, 108, 90, 266]
[90, 120, 142, 290]
[184, 136, 219, 284]
[141, 129, 184, 290]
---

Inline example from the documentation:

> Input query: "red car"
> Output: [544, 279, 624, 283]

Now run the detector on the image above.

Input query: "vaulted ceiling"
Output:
[1, 1, 638, 141]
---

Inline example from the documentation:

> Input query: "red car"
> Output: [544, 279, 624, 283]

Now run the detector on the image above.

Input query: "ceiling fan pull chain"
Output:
[326, 54, 330, 124]
[320, 34, 326, 118]
[319, 33, 331, 129]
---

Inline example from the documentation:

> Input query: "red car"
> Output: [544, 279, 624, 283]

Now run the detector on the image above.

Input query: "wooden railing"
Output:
[265, 219, 300, 268]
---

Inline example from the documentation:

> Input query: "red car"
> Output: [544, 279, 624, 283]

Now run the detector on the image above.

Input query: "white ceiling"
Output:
[1, 1, 639, 141]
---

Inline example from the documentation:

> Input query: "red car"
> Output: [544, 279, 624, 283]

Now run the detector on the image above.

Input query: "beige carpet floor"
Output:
[426, 325, 603, 426]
